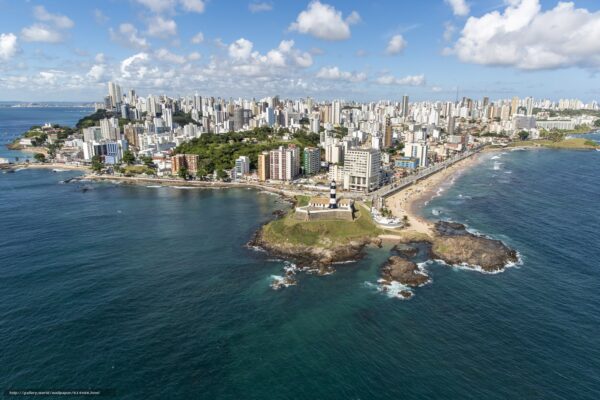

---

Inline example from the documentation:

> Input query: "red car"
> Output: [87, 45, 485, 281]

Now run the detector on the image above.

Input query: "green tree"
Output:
[47, 143, 60, 159]
[518, 130, 529, 141]
[33, 153, 46, 163]
[122, 150, 135, 165]
[216, 169, 229, 181]
[139, 155, 156, 168]
[594, 119, 600, 127]
[178, 167, 189, 180]
[91, 155, 103, 172]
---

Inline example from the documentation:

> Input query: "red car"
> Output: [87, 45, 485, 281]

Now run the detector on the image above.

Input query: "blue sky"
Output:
[1, 0, 600, 102]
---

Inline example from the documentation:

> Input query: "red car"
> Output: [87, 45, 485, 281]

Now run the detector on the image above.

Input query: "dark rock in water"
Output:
[393, 244, 419, 258]
[432, 221, 518, 272]
[381, 256, 429, 287]
[434, 221, 470, 236]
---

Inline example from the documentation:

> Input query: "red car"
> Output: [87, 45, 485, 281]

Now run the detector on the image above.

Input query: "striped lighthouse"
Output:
[329, 180, 338, 209]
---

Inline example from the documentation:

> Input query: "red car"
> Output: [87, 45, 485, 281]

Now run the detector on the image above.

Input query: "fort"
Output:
[294, 181, 355, 221]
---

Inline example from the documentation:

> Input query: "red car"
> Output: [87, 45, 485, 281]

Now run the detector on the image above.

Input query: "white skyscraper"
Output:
[331, 100, 341, 126]
[269, 146, 300, 181]
[163, 108, 173, 130]
[343, 149, 381, 192]
[108, 82, 122, 109]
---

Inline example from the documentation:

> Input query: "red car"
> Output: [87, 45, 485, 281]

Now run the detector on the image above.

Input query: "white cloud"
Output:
[94, 9, 109, 25]
[448, 0, 600, 70]
[385, 34, 407, 55]
[443, 22, 456, 42]
[316, 66, 366, 82]
[191, 32, 204, 44]
[289, 1, 360, 41]
[21, 24, 63, 43]
[33, 6, 74, 29]
[224, 38, 313, 77]
[0, 33, 18, 61]
[180, 0, 205, 13]
[376, 74, 426, 86]
[120, 52, 151, 78]
[445, 0, 470, 17]
[249, 2, 273, 13]
[345, 11, 361, 25]
[147, 16, 177, 38]
[87, 64, 107, 82]
[155, 48, 186, 64]
[188, 51, 202, 61]
[228, 38, 254, 60]
[110, 23, 149, 49]
[134, 0, 204, 14]
[134, 0, 176, 13]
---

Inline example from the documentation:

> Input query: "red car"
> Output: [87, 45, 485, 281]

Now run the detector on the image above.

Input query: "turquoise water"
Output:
[1, 112, 600, 398]
[0, 106, 92, 161]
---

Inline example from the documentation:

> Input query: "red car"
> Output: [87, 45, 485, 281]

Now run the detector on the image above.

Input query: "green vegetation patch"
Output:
[262, 204, 383, 248]
[174, 127, 319, 174]
[508, 138, 598, 150]
[122, 165, 156, 175]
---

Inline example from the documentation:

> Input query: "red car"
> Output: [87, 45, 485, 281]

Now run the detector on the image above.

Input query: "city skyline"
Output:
[2, 0, 600, 102]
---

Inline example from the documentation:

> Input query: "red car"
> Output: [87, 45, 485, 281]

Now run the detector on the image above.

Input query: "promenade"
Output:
[371, 146, 484, 203]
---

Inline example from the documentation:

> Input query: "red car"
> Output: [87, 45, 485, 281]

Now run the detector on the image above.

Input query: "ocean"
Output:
[0, 106, 92, 162]
[1, 109, 599, 399]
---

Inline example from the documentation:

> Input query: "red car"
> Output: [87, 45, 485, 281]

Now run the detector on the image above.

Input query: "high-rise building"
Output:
[269, 146, 299, 181]
[447, 116, 456, 136]
[342, 149, 381, 192]
[309, 116, 320, 133]
[401, 95, 409, 118]
[123, 124, 144, 149]
[266, 107, 275, 127]
[525, 97, 534, 116]
[233, 108, 244, 131]
[257, 151, 269, 181]
[511, 96, 519, 116]
[235, 156, 250, 176]
[302, 147, 321, 175]
[384, 116, 393, 148]
[404, 143, 429, 167]
[108, 82, 122, 109]
[331, 100, 341, 126]
[163, 108, 173, 130]
[100, 117, 119, 140]
[171, 154, 199, 176]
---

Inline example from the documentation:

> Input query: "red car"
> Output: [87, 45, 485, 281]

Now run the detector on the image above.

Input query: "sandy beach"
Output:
[18, 162, 90, 172]
[385, 154, 483, 237]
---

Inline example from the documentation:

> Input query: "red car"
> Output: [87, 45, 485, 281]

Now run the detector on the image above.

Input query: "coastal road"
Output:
[371, 146, 484, 204]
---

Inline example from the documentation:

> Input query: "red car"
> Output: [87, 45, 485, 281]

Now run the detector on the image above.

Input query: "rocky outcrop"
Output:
[431, 221, 518, 272]
[249, 229, 381, 268]
[393, 244, 419, 258]
[381, 256, 429, 287]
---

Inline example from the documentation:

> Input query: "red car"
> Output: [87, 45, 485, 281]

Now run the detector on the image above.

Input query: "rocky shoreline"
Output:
[251, 215, 519, 296]
[249, 222, 383, 271]
[430, 221, 519, 272]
